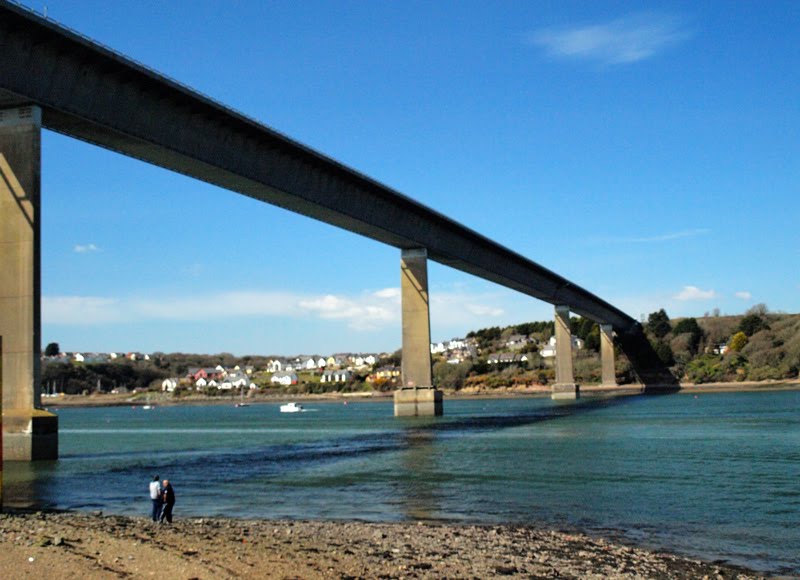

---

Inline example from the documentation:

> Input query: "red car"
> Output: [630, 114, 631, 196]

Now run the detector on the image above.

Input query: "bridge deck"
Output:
[0, 1, 636, 331]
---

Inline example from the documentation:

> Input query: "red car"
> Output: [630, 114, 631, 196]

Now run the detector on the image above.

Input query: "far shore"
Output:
[43, 379, 800, 409]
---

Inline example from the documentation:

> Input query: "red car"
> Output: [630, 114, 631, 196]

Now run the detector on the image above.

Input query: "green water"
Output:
[6, 390, 799, 573]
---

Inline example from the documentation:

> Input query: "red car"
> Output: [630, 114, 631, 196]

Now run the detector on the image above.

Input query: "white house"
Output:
[73, 352, 85, 363]
[321, 369, 353, 383]
[540, 335, 583, 358]
[161, 378, 179, 392]
[487, 353, 528, 365]
[505, 334, 530, 349]
[195, 377, 208, 388]
[267, 359, 284, 373]
[271, 371, 298, 386]
[430, 342, 447, 354]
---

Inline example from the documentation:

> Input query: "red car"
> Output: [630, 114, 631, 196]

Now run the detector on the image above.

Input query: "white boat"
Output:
[235, 386, 250, 407]
[280, 402, 303, 413]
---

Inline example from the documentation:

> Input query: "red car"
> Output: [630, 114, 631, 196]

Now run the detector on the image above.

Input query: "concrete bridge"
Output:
[0, 2, 666, 461]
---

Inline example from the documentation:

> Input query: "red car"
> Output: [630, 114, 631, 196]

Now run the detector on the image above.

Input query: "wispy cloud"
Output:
[735, 291, 752, 300]
[674, 285, 718, 301]
[592, 228, 709, 245]
[73, 243, 100, 253]
[42, 287, 508, 332]
[529, 13, 690, 65]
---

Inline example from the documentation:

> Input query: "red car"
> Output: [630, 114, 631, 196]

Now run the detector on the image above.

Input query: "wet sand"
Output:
[0, 511, 764, 579]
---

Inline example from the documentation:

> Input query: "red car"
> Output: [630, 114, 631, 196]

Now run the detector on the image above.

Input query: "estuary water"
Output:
[5, 390, 800, 574]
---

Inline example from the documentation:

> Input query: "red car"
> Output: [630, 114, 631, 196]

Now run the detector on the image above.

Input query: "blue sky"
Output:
[28, 0, 799, 356]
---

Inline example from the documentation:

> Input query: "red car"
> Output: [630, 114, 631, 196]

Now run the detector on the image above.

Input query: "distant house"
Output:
[226, 372, 250, 389]
[195, 377, 208, 388]
[73, 352, 85, 363]
[487, 352, 528, 365]
[271, 371, 298, 386]
[430, 342, 446, 354]
[320, 369, 352, 383]
[505, 334, 530, 349]
[375, 366, 400, 379]
[189, 367, 224, 382]
[161, 378, 179, 392]
[267, 359, 285, 373]
[539, 335, 583, 358]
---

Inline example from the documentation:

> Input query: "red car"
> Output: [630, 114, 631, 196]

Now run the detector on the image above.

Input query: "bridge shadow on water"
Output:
[4, 390, 671, 513]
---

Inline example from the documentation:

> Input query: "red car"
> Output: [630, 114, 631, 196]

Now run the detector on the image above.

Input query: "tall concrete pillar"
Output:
[394, 248, 442, 416]
[600, 324, 618, 388]
[552, 305, 579, 400]
[0, 106, 58, 460]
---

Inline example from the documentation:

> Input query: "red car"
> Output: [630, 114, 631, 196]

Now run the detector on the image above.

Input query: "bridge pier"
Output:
[551, 305, 579, 400]
[600, 323, 618, 387]
[0, 106, 58, 461]
[394, 249, 442, 416]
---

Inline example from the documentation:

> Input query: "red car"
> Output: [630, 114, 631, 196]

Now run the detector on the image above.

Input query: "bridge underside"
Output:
[0, 3, 673, 456]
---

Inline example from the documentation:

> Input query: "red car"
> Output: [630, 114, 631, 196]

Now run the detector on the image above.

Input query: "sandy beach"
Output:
[0, 510, 764, 579]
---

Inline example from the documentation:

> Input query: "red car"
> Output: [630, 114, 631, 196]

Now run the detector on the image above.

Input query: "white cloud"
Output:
[73, 243, 100, 253]
[594, 229, 709, 244]
[673, 285, 718, 301]
[42, 285, 513, 334]
[529, 13, 690, 65]
[42, 296, 124, 324]
[735, 291, 752, 300]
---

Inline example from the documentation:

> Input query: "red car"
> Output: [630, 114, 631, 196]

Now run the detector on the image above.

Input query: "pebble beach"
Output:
[0, 511, 763, 579]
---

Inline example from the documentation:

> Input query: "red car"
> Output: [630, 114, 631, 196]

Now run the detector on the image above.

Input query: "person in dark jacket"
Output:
[160, 479, 176, 524]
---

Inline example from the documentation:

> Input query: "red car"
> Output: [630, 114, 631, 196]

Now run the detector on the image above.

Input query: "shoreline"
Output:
[0, 510, 766, 579]
[44, 379, 800, 409]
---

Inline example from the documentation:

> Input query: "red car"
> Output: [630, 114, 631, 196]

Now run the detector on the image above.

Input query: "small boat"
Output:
[280, 402, 303, 413]
[143, 395, 155, 410]
[235, 386, 250, 407]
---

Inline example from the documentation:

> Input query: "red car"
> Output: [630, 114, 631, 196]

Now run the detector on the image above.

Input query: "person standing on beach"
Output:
[160, 479, 176, 524]
[149, 475, 163, 522]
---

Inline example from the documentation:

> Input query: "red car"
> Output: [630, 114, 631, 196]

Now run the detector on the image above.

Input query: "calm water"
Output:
[5, 391, 800, 574]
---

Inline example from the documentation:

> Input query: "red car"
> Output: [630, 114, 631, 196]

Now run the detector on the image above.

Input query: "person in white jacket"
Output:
[149, 474, 163, 522]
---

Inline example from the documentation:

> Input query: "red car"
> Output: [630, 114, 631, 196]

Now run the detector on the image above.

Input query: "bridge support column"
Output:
[600, 324, 618, 387]
[395, 248, 442, 416]
[0, 106, 58, 461]
[552, 305, 579, 400]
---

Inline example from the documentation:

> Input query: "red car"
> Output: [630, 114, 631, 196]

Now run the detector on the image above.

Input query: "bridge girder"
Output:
[0, 1, 637, 332]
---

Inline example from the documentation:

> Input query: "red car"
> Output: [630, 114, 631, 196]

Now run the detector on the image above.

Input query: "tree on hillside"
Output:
[652, 340, 674, 366]
[746, 303, 769, 317]
[647, 309, 672, 339]
[44, 342, 60, 357]
[728, 332, 748, 352]
[672, 318, 704, 354]
[738, 314, 769, 337]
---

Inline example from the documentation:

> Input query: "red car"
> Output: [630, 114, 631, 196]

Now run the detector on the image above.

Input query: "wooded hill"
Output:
[41, 305, 799, 394]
